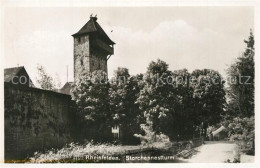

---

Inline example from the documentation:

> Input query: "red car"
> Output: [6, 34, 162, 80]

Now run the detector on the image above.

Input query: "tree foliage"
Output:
[71, 70, 109, 123]
[36, 64, 61, 90]
[71, 59, 226, 143]
[223, 30, 255, 154]
[191, 69, 226, 127]
[136, 59, 226, 140]
[109, 67, 142, 143]
[226, 30, 255, 117]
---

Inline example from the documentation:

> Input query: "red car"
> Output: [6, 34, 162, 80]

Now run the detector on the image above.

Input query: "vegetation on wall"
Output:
[4, 85, 70, 138]
[4, 89, 44, 136]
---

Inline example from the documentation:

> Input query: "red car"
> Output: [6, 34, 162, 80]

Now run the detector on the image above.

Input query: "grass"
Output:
[28, 141, 171, 163]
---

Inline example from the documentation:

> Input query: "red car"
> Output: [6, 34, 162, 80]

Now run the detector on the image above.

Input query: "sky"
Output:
[3, 7, 254, 87]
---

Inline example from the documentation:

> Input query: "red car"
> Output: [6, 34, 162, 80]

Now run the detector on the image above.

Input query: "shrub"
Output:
[227, 116, 254, 155]
[134, 120, 172, 149]
[29, 141, 125, 163]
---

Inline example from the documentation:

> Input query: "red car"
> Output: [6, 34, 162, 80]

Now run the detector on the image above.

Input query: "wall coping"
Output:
[4, 82, 72, 99]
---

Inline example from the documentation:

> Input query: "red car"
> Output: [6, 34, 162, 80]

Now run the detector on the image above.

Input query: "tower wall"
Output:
[74, 35, 90, 81]
[90, 52, 108, 73]
[73, 17, 114, 82]
[74, 35, 109, 81]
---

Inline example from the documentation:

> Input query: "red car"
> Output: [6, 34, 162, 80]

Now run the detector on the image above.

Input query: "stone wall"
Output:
[73, 34, 108, 82]
[4, 83, 74, 160]
[89, 53, 107, 73]
[74, 34, 90, 81]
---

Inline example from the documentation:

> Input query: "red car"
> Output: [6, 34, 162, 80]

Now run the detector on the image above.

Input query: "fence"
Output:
[192, 137, 204, 148]
[120, 137, 204, 163]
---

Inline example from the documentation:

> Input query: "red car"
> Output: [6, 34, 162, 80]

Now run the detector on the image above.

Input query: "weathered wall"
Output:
[90, 53, 107, 73]
[74, 34, 108, 82]
[4, 83, 73, 160]
[74, 34, 90, 81]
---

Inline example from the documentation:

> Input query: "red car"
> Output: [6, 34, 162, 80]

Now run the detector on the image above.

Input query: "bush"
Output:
[134, 120, 172, 149]
[29, 141, 128, 163]
[227, 116, 254, 155]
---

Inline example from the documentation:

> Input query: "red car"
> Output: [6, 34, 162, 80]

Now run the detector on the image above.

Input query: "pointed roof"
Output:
[4, 66, 25, 82]
[59, 82, 73, 95]
[4, 66, 34, 85]
[72, 16, 115, 45]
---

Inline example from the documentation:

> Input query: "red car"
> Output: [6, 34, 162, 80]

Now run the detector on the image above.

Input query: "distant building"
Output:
[212, 126, 228, 140]
[4, 66, 34, 87]
[208, 125, 228, 141]
[59, 82, 73, 95]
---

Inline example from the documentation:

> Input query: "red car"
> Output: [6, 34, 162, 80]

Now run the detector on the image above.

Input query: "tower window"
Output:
[78, 37, 81, 43]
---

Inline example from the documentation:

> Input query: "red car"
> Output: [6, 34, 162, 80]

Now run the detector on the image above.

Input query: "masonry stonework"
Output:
[72, 16, 114, 82]
[4, 83, 73, 160]
[73, 34, 108, 81]
[74, 35, 90, 80]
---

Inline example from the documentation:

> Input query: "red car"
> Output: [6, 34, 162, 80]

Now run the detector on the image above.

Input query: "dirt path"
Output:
[184, 141, 237, 163]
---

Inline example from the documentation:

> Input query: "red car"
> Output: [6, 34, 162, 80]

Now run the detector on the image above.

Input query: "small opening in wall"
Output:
[112, 125, 120, 139]
[78, 37, 81, 43]
[113, 133, 119, 139]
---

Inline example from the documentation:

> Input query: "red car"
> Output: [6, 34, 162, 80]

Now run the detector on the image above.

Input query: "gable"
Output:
[4, 66, 34, 87]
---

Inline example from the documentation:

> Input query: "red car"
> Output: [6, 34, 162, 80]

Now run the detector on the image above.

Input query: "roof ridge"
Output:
[72, 18, 115, 45]
[4, 66, 24, 70]
[91, 19, 98, 31]
[94, 21, 115, 44]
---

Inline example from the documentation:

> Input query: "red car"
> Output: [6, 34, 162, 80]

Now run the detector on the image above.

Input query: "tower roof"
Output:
[72, 16, 115, 45]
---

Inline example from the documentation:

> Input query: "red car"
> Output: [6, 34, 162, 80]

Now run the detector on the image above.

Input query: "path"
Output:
[183, 141, 237, 163]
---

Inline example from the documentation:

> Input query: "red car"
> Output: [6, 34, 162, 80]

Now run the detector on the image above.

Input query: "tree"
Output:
[71, 70, 110, 141]
[113, 67, 130, 81]
[36, 64, 60, 90]
[136, 58, 227, 141]
[109, 67, 141, 144]
[136, 59, 179, 140]
[190, 69, 226, 128]
[171, 69, 194, 139]
[226, 30, 255, 117]
[223, 30, 255, 154]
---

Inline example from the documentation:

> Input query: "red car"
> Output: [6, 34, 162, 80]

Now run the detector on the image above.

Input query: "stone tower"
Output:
[72, 16, 115, 81]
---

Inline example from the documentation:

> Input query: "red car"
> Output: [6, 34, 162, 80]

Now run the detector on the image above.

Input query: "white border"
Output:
[0, 0, 259, 168]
